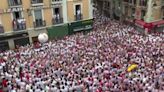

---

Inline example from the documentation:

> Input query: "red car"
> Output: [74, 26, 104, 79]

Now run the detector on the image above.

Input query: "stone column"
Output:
[63, 0, 68, 23]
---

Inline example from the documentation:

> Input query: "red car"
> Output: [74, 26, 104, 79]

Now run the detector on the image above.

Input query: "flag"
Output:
[127, 64, 138, 72]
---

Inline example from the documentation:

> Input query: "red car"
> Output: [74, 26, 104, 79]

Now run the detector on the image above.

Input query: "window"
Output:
[0, 16, 4, 33]
[131, 8, 135, 18]
[129, 0, 132, 4]
[52, 7, 63, 24]
[141, 10, 146, 20]
[162, 7, 164, 19]
[133, 0, 136, 5]
[34, 9, 42, 22]
[13, 11, 22, 19]
[75, 5, 81, 15]
[140, 0, 147, 6]
[0, 26, 4, 33]
[75, 4, 82, 20]
[124, 0, 128, 2]
[125, 6, 128, 16]
[8, 0, 22, 6]
[31, 0, 43, 4]
[34, 9, 45, 27]
[53, 8, 60, 15]
[12, 11, 26, 31]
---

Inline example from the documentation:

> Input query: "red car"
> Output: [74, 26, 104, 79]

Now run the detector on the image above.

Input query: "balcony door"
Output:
[34, 9, 44, 27]
[75, 4, 82, 20]
[75, 5, 81, 15]
[162, 7, 164, 19]
[8, 0, 22, 6]
[52, 7, 63, 24]
[13, 11, 22, 19]
[141, 10, 146, 20]
[12, 11, 25, 31]
[53, 8, 60, 18]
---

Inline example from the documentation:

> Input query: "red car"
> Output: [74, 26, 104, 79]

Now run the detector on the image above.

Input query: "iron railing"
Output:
[33, 20, 46, 28]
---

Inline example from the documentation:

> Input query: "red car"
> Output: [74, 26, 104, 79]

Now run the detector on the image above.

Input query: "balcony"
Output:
[8, 0, 22, 7]
[33, 20, 46, 28]
[75, 14, 83, 21]
[52, 18, 63, 25]
[31, 0, 43, 6]
[12, 19, 26, 31]
[0, 25, 4, 33]
[51, 0, 62, 4]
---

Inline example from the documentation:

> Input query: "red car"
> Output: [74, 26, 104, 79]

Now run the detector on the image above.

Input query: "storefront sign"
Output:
[74, 25, 92, 32]
[69, 19, 93, 34]
[0, 7, 24, 14]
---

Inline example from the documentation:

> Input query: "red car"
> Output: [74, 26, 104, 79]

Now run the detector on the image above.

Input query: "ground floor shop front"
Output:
[0, 19, 94, 51]
[134, 19, 164, 34]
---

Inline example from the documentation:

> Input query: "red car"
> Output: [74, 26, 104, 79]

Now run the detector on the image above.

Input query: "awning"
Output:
[152, 20, 164, 27]
[135, 20, 154, 29]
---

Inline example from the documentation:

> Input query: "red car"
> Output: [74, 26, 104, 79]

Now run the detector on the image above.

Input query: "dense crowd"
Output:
[0, 10, 164, 92]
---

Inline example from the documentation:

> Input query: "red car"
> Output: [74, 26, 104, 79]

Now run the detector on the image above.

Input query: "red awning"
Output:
[144, 23, 153, 29]
[135, 20, 154, 30]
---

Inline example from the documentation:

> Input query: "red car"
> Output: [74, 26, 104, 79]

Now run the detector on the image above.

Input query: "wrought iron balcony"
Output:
[8, 0, 22, 7]
[12, 19, 26, 31]
[52, 18, 63, 25]
[33, 20, 46, 28]
[75, 14, 83, 21]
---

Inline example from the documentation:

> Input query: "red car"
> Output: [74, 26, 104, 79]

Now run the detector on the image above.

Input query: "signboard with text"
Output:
[68, 19, 93, 35]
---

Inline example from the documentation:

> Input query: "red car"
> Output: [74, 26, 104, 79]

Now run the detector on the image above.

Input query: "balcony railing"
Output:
[31, 0, 43, 4]
[8, 0, 22, 7]
[75, 14, 83, 21]
[52, 18, 63, 25]
[33, 20, 46, 28]
[0, 25, 4, 33]
[13, 19, 26, 31]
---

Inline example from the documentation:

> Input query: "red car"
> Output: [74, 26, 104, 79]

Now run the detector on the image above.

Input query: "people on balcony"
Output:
[53, 14, 60, 24]
[12, 18, 26, 31]
[76, 9, 81, 20]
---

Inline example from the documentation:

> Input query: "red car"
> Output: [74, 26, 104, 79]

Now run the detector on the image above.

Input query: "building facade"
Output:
[122, 0, 164, 33]
[95, 0, 164, 33]
[94, 0, 123, 20]
[0, 0, 93, 51]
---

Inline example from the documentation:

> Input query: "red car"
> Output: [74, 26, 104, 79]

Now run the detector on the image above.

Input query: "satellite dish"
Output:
[38, 33, 49, 43]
